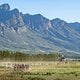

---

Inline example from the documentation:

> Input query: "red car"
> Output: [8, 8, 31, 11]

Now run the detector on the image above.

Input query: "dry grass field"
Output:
[0, 61, 80, 80]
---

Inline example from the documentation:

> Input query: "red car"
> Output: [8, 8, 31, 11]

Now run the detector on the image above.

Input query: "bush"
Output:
[27, 77, 46, 80]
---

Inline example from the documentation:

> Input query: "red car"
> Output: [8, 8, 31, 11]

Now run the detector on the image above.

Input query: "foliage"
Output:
[0, 50, 62, 61]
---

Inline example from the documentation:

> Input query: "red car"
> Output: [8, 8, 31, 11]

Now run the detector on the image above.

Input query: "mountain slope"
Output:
[0, 3, 80, 57]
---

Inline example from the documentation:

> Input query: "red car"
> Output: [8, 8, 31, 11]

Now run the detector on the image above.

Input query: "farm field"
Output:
[0, 61, 80, 80]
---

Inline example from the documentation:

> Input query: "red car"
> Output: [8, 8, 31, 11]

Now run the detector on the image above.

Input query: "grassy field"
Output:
[0, 61, 80, 80]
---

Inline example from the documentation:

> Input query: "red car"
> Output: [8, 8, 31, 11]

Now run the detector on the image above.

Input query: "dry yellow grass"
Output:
[0, 61, 80, 72]
[0, 61, 80, 80]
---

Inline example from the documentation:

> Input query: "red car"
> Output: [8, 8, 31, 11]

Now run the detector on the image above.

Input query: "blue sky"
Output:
[0, 0, 80, 22]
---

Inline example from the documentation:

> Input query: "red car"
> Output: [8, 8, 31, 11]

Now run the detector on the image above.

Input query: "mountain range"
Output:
[0, 3, 80, 57]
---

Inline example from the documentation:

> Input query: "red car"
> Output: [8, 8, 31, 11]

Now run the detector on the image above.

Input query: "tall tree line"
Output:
[0, 50, 62, 61]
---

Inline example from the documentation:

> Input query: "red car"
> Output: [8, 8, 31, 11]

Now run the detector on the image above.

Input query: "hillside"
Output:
[0, 4, 80, 57]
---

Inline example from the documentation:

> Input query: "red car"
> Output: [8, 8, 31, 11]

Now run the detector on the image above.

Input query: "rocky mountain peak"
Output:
[51, 18, 67, 27]
[51, 18, 66, 24]
[0, 3, 10, 11]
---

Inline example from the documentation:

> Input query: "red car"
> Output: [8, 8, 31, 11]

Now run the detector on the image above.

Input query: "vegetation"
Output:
[0, 50, 80, 80]
[0, 50, 62, 61]
[0, 63, 80, 80]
